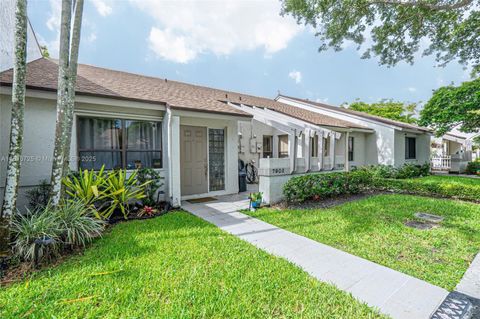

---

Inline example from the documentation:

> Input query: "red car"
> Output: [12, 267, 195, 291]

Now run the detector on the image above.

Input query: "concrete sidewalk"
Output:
[182, 193, 448, 319]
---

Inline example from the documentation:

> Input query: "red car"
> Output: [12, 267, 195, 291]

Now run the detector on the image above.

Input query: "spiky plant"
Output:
[55, 200, 105, 247]
[10, 207, 61, 262]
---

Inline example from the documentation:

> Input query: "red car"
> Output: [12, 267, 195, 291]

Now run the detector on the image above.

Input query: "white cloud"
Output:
[288, 70, 302, 84]
[90, 0, 112, 17]
[132, 0, 302, 63]
[407, 87, 417, 92]
[87, 32, 97, 43]
[148, 28, 196, 64]
[46, 0, 61, 31]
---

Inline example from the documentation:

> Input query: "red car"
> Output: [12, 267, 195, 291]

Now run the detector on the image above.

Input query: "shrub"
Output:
[102, 169, 150, 219]
[136, 168, 164, 206]
[54, 201, 105, 247]
[283, 172, 372, 202]
[373, 178, 480, 202]
[26, 180, 51, 210]
[466, 160, 480, 175]
[10, 207, 62, 262]
[10, 202, 105, 263]
[63, 166, 107, 217]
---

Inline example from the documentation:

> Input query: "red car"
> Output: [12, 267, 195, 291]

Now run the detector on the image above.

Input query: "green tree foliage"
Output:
[346, 100, 418, 124]
[420, 78, 480, 135]
[281, 0, 480, 75]
[40, 45, 50, 58]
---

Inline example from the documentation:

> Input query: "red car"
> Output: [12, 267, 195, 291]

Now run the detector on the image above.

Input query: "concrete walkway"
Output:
[182, 193, 449, 319]
[456, 253, 480, 299]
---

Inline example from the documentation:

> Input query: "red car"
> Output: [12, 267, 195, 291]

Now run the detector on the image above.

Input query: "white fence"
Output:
[431, 156, 451, 170]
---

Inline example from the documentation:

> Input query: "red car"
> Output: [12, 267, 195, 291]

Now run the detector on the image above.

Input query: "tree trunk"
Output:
[1, 0, 28, 218]
[62, 0, 84, 175]
[50, 0, 73, 206]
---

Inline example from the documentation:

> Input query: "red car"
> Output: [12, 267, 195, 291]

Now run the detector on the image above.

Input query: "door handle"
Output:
[205, 163, 208, 178]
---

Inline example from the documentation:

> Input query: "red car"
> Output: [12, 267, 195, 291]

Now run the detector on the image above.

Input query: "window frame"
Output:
[262, 135, 273, 158]
[405, 136, 416, 159]
[310, 135, 319, 157]
[77, 116, 163, 170]
[278, 134, 289, 158]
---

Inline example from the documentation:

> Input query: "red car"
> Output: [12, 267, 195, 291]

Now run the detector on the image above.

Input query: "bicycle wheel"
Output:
[246, 163, 258, 183]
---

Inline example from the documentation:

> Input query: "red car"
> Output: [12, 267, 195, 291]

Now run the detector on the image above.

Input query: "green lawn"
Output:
[414, 175, 480, 187]
[0, 211, 384, 318]
[245, 194, 480, 290]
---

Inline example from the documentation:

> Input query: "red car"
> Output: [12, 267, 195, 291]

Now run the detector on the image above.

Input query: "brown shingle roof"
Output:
[0, 58, 366, 129]
[278, 95, 432, 133]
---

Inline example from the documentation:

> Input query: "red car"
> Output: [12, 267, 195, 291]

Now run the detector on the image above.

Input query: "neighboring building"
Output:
[275, 95, 432, 168]
[0, 0, 42, 71]
[431, 128, 477, 173]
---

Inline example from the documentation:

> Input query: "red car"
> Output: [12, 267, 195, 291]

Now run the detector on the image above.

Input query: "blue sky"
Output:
[28, 0, 471, 106]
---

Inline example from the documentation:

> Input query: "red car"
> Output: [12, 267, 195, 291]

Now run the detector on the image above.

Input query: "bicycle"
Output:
[245, 160, 258, 184]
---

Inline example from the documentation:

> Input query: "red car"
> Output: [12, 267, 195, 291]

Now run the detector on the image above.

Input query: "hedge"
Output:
[283, 170, 372, 202]
[283, 166, 480, 203]
[373, 178, 480, 202]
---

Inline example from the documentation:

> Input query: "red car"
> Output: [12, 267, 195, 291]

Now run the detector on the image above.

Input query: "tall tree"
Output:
[281, 0, 480, 75]
[345, 100, 418, 124]
[420, 78, 480, 135]
[50, 0, 84, 206]
[1, 0, 28, 217]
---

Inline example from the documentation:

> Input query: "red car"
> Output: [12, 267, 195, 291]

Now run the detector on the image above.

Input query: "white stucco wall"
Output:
[238, 119, 286, 164]
[394, 131, 430, 166]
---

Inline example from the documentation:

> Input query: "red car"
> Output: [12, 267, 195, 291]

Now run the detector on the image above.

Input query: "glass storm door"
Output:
[208, 128, 225, 191]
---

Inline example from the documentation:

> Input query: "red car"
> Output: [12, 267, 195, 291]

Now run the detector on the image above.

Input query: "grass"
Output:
[0, 211, 384, 318]
[245, 194, 480, 290]
[414, 175, 480, 186]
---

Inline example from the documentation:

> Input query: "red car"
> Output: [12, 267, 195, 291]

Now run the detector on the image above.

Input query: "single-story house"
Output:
[0, 58, 433, 208]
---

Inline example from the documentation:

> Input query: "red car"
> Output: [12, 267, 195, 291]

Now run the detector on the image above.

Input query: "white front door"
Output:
[180, 125, 208, 196]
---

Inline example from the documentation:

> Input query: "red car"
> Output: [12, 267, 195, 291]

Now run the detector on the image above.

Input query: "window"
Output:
[263, 135, 273, 158]
[405, 137, 416, 159]
[310, 135, 318, 157]
[278, 135, 289, 158]
[78, 117, 162, 170]
[209, 129, 225, 191]
[348, 136, 354, 161]
[323, 137, 330, 157]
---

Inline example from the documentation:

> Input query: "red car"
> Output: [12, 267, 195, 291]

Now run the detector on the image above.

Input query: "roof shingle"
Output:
[0, 58, 368, 129]
[278, 94, 431, 132]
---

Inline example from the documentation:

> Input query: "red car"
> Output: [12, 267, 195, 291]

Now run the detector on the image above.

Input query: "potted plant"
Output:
[249, 192, 263, 209]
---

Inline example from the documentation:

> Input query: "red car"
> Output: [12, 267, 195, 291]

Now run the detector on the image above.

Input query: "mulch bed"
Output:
[273, 191, 388, 210]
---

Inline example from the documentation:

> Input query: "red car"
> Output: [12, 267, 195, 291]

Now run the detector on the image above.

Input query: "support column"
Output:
[305, 129, 311, 173]
[345, 131, 350, 172]
[273, 134, 279, 158]
[288, 131, 296, 174]
[318, 131, 324, 170]
[169, 115, 181, 207]
[330, 132, 336, 170]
